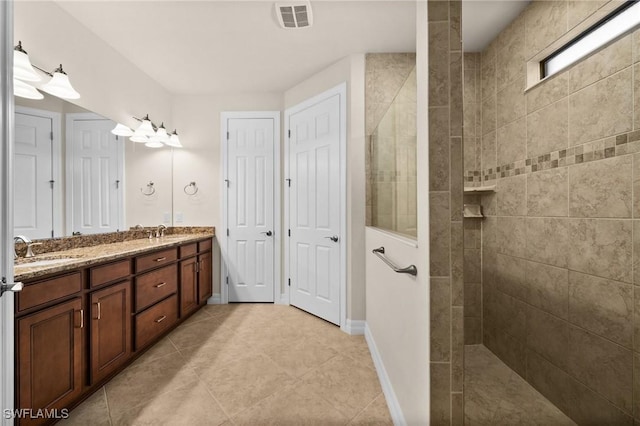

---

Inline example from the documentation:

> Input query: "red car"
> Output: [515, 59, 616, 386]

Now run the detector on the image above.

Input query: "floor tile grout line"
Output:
[345, 391, 385, 424]
[103, 387, 114, 426]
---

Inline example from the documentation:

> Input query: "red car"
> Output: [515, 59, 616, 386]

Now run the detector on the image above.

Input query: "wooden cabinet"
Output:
[135, 294, 178, 350]
[135, 247, 178, 273]
[17, 298, 83, 425]
[198, 252, 213, 304]
[15, 236, 215, 423]
[89, 281, 131, 384]
[179, 257, 199, 317]
[134, 264, 178, 312]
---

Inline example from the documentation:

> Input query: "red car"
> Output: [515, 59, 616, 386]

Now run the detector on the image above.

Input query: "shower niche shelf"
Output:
[463, 185, 495, 194]
[463, 204, 484, 219]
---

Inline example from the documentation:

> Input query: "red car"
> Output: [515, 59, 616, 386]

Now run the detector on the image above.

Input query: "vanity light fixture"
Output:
[111, 123, 134, 137]
[135, 114, 155, 137]
[153, 123, 170, 143]
[126, 116, 182, 148]
[13, 79, 44, 100]
[166, 130, 182, 148]
[39, 65, 81, 100]
[13, 41, 41, 82]
[13, 41, 81, 100]
[144, 140, 164, 149]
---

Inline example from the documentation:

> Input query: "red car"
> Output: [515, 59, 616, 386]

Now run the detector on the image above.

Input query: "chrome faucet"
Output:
[14, 235, 37, 259]
[156, 224, 167, 238]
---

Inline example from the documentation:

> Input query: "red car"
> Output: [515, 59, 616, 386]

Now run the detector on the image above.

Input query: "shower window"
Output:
[366, 66, 417, 238]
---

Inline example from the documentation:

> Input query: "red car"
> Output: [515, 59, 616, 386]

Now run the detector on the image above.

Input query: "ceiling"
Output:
[55, 1, 528, 95]
[461, 0, 531, 52]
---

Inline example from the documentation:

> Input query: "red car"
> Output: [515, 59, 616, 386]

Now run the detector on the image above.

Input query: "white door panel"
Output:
[14, 113, 53, 239]
[69, 118, 122, 235]
[288, 93, 341, 325]
[227, 117, 275, 302]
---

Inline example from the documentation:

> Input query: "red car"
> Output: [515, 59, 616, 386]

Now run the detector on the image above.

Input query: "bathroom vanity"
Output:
[12, 232, 214, 425]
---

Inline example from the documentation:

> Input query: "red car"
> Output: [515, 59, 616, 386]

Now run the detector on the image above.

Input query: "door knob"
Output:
[325, 235, 339, 243]
[261, 230, 273, 237]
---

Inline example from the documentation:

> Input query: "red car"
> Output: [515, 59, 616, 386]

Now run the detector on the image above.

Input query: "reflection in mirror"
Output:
[14, 93, 124, 239]
[365, 53, 417, 238]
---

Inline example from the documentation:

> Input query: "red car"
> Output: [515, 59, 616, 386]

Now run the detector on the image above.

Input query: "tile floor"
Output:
[464, 345, 576, 426]
[61, 303, 393, 426]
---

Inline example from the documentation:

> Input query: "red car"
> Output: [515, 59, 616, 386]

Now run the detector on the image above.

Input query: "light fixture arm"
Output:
[30, 64, 53, 77]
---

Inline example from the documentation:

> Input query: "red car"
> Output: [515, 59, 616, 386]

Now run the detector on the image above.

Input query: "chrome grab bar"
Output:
[372, 247, 418, 276]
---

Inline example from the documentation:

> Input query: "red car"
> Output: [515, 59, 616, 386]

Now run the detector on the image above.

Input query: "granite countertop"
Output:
[14, 233, 214, 281]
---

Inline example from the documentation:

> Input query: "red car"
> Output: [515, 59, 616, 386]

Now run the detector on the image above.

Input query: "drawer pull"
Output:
[155, 257, 167, 262]
[78, 309, 84, 329]
[154, 282, 167, 288]
[155, 315, 167, 323]
[96, 302, 101, 320]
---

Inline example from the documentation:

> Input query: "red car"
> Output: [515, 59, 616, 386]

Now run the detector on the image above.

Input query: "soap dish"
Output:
[463, 204, 484, 218]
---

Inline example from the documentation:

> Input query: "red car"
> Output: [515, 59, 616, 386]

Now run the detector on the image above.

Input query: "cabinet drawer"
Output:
[179, 243, 197, 259]
[198, 239, 212, 252]
[135, 294, 178, 350]
[135, 264, 178, 312]
[135, 248, 178, 273]
[17, 272, 82, 312]
[90, 259, 131, 288]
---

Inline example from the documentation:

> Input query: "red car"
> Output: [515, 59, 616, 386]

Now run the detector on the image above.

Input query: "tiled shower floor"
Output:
[465, 345, 576, 426]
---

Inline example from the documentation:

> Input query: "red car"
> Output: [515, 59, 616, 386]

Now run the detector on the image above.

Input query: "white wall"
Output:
[364, 2, 429, 424]
[284, 54, 367, 321]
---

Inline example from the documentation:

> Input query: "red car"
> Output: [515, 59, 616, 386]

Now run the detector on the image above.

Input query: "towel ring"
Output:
[184, 181, 198, 196]
[141, 181, 155, 196]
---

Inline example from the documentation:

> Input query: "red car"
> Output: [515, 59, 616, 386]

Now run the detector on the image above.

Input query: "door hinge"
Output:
[49, 180, 54, 189]
[51, 230, 54, 238]
[50, 131, 54, 141]
[226, 131, 230, 140]
[288, 129, 291, 138]
[227, 228, 230, 237]
[288, 278, 291, 287]
[288, 229, 291, 237]
[226, 276, 229, 285]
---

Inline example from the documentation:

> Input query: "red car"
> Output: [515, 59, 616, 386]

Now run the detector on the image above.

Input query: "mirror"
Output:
[13, 92, 172, 239]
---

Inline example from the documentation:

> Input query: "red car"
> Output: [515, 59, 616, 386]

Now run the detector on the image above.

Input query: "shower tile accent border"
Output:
[465, 129, 640, 183]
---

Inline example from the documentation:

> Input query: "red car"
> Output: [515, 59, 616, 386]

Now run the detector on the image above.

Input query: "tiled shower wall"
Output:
[472, 0, 640, 423]
[463, 53, 482, 344]
[428, 0, 464, 424]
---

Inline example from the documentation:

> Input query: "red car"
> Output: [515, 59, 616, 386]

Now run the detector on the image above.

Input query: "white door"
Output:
[287, 91, 342, 325]
[68, 116, 123, 235]
[226, 117, 276, 302]
[14, 112, 53, 239]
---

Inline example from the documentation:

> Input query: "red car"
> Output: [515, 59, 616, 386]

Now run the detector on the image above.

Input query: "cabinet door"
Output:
[198, 252, 213, 304]
[90, 281, 131, 384]
[17, 298, 83, 424]
[179, 257, 199, 317]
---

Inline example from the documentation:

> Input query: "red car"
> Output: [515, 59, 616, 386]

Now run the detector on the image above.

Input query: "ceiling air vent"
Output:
[276, 1, 313, 29]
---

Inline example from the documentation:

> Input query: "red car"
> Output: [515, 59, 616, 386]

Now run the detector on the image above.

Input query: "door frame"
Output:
[15, 105, 62, 238]
[1, 1, 14, 422]
[283, 82, 347, 328]
[220, 111, 281, 304]
[65, 113, 125, 235]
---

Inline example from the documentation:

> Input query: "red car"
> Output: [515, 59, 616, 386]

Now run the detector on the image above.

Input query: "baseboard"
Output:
[365, 323, 406, 426]
[207, 293, 222, 304]
[275, 293, 289, 305]
[343, 319, 366, 335]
